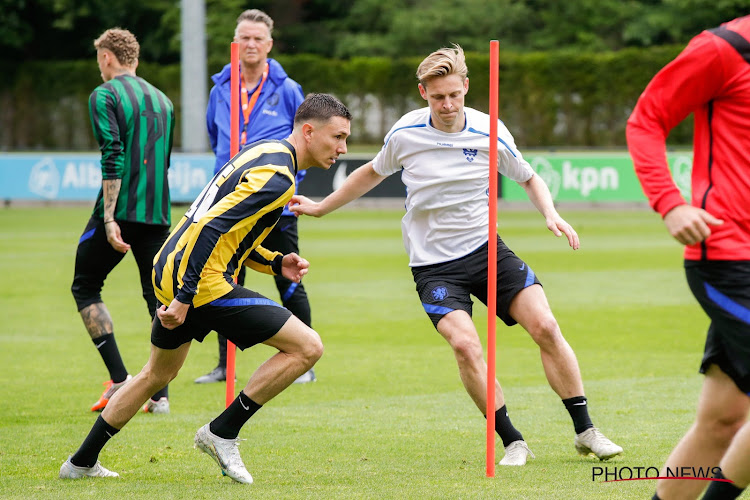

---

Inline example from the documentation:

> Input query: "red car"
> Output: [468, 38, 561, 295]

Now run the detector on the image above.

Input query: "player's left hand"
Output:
[546, 216, 580, 250]
[281, 252, 309, 283]
[156, 299, 189, 330]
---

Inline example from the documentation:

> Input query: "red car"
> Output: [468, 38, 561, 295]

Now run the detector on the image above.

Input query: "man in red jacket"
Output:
[627, 15, 750, 500]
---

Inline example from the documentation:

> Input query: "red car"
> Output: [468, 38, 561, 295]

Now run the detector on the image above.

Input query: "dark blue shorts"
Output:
[411, 236, 541, 328]
[685, 260, 750, 395]
[150, 285, 293, 350]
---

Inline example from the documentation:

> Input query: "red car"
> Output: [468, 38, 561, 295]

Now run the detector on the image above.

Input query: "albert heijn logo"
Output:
[463, 148, 478, 162]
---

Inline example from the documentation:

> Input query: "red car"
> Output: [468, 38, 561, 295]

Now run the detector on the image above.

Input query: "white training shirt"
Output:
[372, 107, 534, 267]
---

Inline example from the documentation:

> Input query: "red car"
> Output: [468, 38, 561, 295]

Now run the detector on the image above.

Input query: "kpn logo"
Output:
[530, 157, 619, 199]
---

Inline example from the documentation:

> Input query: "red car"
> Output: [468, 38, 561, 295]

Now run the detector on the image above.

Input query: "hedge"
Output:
[0, 46, 688, 150]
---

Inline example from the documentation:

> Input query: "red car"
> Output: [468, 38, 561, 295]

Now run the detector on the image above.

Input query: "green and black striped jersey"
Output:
[89, 74, 174, 225]
[153, 140, 297, 308]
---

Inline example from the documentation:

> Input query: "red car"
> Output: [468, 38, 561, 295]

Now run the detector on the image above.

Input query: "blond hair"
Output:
[236, 9, 274, 37]
[94, 28, 139, 67]
[416, 44, 468, 87]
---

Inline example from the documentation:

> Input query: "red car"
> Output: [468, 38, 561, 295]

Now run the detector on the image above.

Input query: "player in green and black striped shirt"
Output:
[71, 28, 174, 415]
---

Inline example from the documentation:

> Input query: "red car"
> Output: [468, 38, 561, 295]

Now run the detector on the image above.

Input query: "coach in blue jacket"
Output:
[198, 8, 316, 385]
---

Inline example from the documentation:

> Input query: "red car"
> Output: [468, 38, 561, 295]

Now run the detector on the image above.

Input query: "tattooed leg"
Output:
[80, 302, 114, 339]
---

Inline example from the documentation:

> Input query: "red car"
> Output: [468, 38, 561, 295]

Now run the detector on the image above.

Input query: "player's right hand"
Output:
[104, 221, 131, 254]
[289, 195, 322, 217]
[663, 204, 723, 246]
[156, 300, 189, 330]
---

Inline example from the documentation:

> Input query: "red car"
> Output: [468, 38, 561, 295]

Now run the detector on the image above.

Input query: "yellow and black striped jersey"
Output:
[153, 140, 297, 307]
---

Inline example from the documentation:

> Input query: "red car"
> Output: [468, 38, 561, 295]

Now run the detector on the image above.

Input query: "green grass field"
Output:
[0, 205, 710, 499]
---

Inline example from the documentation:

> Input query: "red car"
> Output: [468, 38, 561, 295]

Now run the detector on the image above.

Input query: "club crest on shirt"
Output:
[463, 149, 478, 162]
[431, 286, 448, 301]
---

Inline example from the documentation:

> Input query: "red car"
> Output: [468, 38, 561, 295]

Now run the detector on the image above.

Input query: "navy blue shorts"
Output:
[685, 260, 750, 395]
[151, 285, 293, 350]
[411, 236, 541, 328]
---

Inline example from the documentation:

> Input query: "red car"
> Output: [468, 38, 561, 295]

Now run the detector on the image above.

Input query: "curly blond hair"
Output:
[94, 28, 139, 67]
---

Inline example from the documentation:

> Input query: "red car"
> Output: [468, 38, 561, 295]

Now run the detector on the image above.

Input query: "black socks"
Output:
[702, 470, 745, 500]
[209, 392, 262, 440]
[494, 405, 524, 447]
[563, 396, 594, 434]
[70, 415, 119, 468]
[92, 333, 128, 383]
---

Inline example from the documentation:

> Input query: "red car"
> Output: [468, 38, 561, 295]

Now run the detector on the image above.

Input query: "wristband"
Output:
[104, 220, 116, 224]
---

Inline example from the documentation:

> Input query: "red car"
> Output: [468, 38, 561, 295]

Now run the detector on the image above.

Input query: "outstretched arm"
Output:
[290, 161, 387, 217]
[519, 173, 579, 250]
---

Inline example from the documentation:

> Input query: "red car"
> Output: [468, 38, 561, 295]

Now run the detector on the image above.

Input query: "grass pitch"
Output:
[0, 205, 709, 499]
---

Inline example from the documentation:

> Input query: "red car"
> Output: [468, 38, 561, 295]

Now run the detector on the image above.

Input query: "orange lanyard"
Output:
[239, 63, 269, 145]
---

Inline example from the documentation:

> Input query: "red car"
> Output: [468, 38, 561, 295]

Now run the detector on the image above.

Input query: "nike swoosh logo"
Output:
[278, 224, 292, 232]
[105, 431, 114, 438]
[239, 398, 250, 411]
[332, 162, 349, 191]
[519, 264, 526, 271]
[573, 401, 587, 406]
[95, 340, 107, 348]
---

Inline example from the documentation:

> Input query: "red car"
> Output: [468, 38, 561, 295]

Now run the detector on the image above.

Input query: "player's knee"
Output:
[697, 412, 746, 445]
[301, 329, 324, 366]
[527, 315, 562, 346]
[71, 280, 102, 310]
[141, 364, 178, 388]
[451, 336, 483, 364]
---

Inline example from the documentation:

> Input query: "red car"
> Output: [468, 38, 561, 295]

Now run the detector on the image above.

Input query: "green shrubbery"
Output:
[1, 46, 689, 150]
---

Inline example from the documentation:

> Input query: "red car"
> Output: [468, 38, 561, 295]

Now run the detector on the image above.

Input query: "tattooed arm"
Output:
[102, 179, 131, 253]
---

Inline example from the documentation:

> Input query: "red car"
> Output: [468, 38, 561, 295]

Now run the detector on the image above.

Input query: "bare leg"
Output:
[102, 342, 190, 428]
[720, 420, 750, 488]
[509, 285, 584, 399]
[242, 315, 323, 404]
[436, 310, 505, 413]
[657, 365, 749, 500]
[79, 302, 113, 339]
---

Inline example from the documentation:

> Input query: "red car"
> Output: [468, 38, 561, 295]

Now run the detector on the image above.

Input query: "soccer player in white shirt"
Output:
[291, 45, 622, 465]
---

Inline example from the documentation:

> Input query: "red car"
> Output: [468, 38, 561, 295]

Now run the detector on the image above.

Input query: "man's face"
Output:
[418, 74, 469, 133]
[234, 21, 273, 67]
[306, 116, 350, 169]
[96, 49, 112, 82]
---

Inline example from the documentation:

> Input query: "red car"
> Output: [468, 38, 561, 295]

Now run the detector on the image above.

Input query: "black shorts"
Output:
[685, 260, 750, 395]
[411, 236, 541, 328]
[151, 286, 293, 350]
[71, 217, 170, 317]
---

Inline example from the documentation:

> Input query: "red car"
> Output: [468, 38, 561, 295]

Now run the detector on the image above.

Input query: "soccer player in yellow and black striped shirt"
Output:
[61, 93, 352, 484]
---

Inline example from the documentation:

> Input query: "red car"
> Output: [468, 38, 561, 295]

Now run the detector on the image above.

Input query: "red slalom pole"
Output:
[486, 39, 499, 478]
[226, 41, 240, 408]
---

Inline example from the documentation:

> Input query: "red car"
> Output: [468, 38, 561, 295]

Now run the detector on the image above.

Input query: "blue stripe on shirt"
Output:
[467, 127, 518, 158]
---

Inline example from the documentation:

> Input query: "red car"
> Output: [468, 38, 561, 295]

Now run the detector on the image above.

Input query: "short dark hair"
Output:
[294, 93, 352, 125]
